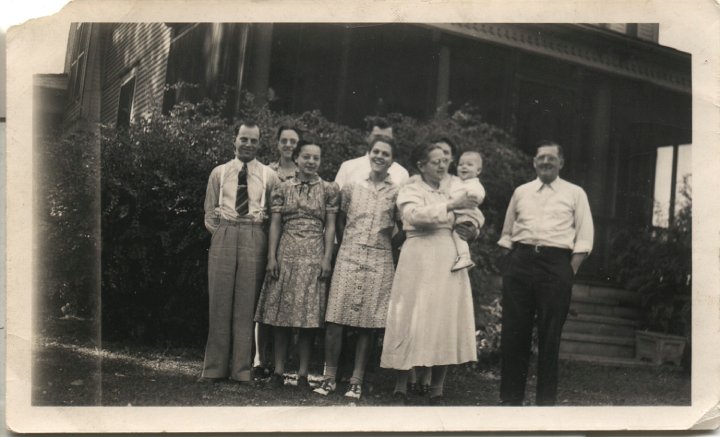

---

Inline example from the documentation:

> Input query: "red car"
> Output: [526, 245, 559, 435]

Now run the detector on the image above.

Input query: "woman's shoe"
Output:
[297, 375, 311, 391]
[313, 379, 336, 396]
[391, 391, 407, 406]
[429, 395, 446, 406]
[344, 383, 362, 400]
[268, 373, 284, 388]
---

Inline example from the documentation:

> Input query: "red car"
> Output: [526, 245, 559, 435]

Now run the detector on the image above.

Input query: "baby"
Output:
[450, 151, 486, 272]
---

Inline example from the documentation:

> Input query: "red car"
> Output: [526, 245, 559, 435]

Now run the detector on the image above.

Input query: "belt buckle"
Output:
[533, 245, 541, 253]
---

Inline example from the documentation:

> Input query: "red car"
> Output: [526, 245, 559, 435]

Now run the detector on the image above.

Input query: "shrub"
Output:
[37, 130, 100, 321]
[610, 178, 692, 338]
[42, 92, 531, 346]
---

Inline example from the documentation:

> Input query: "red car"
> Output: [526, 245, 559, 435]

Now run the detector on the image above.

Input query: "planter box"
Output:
[635, 330, 686, 366]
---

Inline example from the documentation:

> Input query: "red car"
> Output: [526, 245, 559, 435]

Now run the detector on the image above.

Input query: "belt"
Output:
[219, 218, 266, 227]
[515, 242, 571, 256]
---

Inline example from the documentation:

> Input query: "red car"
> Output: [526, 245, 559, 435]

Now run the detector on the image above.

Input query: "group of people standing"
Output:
[199, 117, 593, 407]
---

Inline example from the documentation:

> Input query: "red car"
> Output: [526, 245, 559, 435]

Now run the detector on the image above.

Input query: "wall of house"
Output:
[100, 23, 172, 125]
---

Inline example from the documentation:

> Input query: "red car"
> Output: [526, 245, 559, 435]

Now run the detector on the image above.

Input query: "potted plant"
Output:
[611, 179, 691, 367]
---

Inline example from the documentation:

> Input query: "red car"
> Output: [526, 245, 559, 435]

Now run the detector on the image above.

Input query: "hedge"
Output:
[39, 93, 534, 347]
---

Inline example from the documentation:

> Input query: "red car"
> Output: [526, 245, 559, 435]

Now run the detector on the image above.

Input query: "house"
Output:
[49, 22, 692, 364]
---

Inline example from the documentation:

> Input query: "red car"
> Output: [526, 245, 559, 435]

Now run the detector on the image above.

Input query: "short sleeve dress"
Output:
[325, 176, 399, 328]
[380, 179, 477, 369]
[254, 175, 340, 328]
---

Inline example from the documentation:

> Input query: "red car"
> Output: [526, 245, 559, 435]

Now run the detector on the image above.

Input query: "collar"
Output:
[231, 158, 257, 169]
[364, 172, 394, 185]
[532, 177, 561, 192]
[290, 174, 321, 186]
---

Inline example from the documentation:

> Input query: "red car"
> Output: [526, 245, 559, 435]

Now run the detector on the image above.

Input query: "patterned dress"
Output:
[268, 161, 297, 182]
[325, 176, 399, 328]
[254, 175, 340, 328]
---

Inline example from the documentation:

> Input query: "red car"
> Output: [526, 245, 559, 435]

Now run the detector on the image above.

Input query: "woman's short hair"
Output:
[413, 142, 445, 171]
[430, 136, 458, 158]
[367, 135, 396, 158]
[292, 139, 322, 161]
[276, 125, 302, 142]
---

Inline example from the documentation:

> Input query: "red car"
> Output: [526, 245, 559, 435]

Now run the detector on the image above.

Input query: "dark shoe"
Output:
[429, 395, 446, 406]
[252, 365, 272, 380]
[196, 376, 223, 384]
[391, 391, 407, 406]
[268, 373, 284, 388]
[297, 375, 311, 391]
[499, 399, 522, 406]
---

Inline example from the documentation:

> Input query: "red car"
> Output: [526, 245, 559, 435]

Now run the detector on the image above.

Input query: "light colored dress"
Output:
[380, 179, 478, 370]
[254, 175, 340, 328]
[325, 176, 399, 328]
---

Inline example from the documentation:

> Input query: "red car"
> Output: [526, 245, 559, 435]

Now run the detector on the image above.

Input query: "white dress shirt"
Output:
[204, 158, 280, 232]
[334, 154, 409, 189]
[498, 177, 594, 254]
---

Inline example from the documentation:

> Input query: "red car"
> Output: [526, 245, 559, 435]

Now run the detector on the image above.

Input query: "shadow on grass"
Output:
[32, 318, 690, 407]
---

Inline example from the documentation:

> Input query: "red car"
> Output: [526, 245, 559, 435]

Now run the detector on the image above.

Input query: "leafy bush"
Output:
[610, 178, 692, 338]
[37, 130, 100, 321]
[42, 92, 531, 346]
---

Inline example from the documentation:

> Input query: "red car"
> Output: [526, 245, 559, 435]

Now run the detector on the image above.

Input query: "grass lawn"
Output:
[32, 317, 690, 407]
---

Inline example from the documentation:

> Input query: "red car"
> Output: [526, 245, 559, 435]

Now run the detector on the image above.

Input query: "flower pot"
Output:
[635, 330, 686, 366]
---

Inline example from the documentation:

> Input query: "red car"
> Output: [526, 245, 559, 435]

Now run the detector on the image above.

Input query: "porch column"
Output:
[435, 45, 450, 115]
[586, 80, 612, 214]
[248, 23, 273, 106]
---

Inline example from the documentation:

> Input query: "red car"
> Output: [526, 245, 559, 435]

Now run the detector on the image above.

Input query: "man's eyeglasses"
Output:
[279, 138, 298, 145]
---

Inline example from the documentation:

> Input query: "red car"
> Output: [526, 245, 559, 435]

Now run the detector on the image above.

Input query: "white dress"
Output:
[380, 180, 478, 370]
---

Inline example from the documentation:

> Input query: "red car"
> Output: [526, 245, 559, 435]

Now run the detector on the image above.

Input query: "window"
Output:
[117, 76, 136, 128]
[652, 144, 691, 227]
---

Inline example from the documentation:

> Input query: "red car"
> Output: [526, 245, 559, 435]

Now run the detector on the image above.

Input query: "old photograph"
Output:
[6, 0, 719, 433]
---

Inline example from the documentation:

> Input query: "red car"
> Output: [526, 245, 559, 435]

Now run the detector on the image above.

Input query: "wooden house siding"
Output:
[100, 23, 172, 125]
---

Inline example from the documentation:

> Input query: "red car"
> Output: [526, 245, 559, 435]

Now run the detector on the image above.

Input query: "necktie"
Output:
[236, 164, 249, 216]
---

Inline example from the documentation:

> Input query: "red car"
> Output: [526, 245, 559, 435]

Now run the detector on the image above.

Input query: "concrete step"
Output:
[563, 314, 638, 338]
[560, 332, 635, 359]
[570, 296, 640, 320]
[572, 283, 640, 305]
[559, 353, 654, 368]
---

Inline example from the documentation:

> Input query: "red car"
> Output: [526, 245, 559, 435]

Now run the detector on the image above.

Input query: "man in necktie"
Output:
[200, 121, 280, 383]
[497, 140, 594, 406]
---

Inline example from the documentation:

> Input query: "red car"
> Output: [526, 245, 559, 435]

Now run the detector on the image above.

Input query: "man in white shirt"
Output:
[200, 122, 280, 383]
[334, 119, 409, 189]
[497, 140, 594, 406]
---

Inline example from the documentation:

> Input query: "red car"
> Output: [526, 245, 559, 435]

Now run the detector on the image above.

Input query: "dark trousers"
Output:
[499, 244, 574, 406]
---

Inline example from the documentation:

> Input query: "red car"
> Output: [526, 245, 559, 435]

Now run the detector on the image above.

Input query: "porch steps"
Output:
[558, 353, 654, 368]
[559, 332, 635, 358]
[560, 282, 642, 364]
[564, 313, 638, 337]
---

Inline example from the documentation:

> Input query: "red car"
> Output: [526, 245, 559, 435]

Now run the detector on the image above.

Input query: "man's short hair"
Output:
[234, 121, 260, 136]
[366, 116, 391, 131]
[535, 140, 564, 159]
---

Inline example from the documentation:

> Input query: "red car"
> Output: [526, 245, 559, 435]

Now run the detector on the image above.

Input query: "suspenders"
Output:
[216, 160, 268, 212]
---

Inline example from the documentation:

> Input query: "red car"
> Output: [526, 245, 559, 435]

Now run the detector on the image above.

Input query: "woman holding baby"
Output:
[380, 140, 483, 405]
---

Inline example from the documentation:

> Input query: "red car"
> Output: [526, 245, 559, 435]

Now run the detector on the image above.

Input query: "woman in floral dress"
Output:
[313, 136, 400, 400]
[255, 139, 339, 390]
